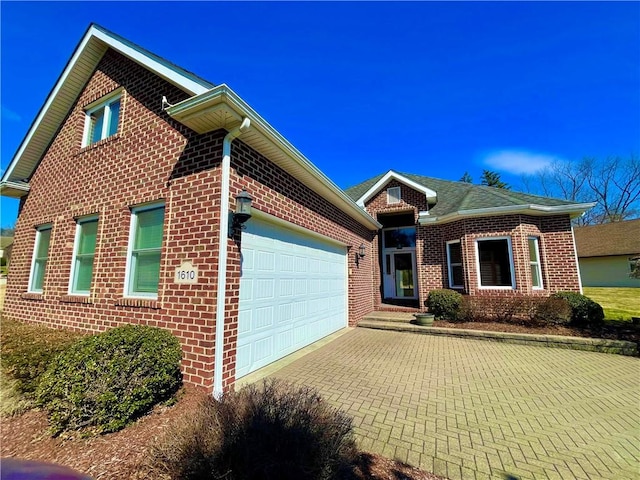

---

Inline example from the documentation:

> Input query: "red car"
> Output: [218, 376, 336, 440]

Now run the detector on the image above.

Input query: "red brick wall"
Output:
[364, 181, 582, 307]
[4, 49, 375, 392]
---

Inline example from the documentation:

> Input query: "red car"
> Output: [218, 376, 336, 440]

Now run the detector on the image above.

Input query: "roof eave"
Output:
[1, 24, 212, 187]
[0, 181, 30, 198]
[418, 203, 596, 225]
[167, 85, 382, 231]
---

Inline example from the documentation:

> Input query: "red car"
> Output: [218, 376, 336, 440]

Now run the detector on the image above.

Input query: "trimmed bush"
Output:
[151, 379, 358, 480]
[532, 297, 572, 326]
[0, 316, 83, 395]
[426, 289, 463, 321]
[36, 324, 182, 435]
[551, 292, 605, 328]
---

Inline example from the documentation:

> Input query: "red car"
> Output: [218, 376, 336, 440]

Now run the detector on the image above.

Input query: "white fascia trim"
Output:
[89, 26, 211, 96]
[0, 181, 30, 197]
[2, 25, 211, 185]
[418, 203, 597, 225]
[167, 85, 381, 231]
[355, 170, 437, 208]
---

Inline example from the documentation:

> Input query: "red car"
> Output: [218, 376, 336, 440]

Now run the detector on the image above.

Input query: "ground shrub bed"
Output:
[151, 379, 359, 480]
[0, 316, 84, 395]
[551, 291, 605, 328]
[36, 324, 183, 435]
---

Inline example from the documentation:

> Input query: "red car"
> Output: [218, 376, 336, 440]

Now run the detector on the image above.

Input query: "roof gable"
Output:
[354, 170, 437, 208]
[574, 219, 640, 257]
[1, 24, 213, 193]
[346, 171, 595, 224]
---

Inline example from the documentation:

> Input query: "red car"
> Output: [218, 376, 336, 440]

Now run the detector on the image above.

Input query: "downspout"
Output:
[214, 117, 251, 398]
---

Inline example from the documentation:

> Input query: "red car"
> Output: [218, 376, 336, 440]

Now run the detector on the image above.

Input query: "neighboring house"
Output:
[0, 25, 593, 395]
[574, 219, 640, 288]
[0, 236, 13, 264]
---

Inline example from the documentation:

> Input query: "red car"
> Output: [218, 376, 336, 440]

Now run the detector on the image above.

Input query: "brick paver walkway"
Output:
[268, 329, 640, 480]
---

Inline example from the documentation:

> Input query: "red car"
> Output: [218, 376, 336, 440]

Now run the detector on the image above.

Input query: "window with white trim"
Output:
[475, 237, 515, 288]
[446, 240, 464, 289]
[528, 237, 543, 289]
[28, 225, 52, 293]
[69, 216, 98, 295]
[83, 93, 121, 146]
[125, 203, 165, 297]
[387, 186, 401, 204]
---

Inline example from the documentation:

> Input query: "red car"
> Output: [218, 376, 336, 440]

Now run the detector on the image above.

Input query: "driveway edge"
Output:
[357, 320, 638, 356]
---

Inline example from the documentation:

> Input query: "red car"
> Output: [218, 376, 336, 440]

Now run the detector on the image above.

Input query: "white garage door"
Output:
[236, 218, 347, 378]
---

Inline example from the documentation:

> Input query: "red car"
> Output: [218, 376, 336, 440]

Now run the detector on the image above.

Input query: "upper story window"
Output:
[475, 237, 515, 289]
[125, 202, 165, 298]
[387, 186, 401, 204]
[29, 225, 52, 293]
[69, 216, 98, 295]
[446, 240, 464, 289]
[528, 237, 543, 289]
[82, 92, 121, 147]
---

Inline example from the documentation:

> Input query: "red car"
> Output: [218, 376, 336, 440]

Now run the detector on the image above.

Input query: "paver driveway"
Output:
[265, 329, 639, 480]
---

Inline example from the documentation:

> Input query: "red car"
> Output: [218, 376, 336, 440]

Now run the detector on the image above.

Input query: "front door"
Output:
[383, 251, 417, 299]
[381, 226, 418, 300]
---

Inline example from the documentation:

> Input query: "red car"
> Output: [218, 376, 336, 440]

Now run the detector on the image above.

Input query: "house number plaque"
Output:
[175, 261, 198, 284]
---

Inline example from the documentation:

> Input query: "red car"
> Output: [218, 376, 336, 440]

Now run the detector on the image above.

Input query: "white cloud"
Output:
[482, 149, 563, 175]
[1, 105, 22, 123]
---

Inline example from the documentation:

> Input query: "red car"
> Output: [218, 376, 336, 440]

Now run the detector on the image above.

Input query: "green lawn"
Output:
[583, 287, 640, 321]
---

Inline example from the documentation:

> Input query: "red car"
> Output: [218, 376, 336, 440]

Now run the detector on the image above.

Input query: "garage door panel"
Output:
[236, 218, 347, 378]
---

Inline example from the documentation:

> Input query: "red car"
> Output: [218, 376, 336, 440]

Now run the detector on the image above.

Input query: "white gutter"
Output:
[418, 203, 596, 225]
[213, 117, 251, 398]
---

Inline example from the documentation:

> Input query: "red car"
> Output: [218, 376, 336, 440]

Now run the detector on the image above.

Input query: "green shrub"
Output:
[551, 292, 605, 328]
[0, 316, 83, 396]
[151, 379, 358, 480]
[532, 297, 572, 326]
[36, 324, 182, 435]
[426, 289, 463, 321]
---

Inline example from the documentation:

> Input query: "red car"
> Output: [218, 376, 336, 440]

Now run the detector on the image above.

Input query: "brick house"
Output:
[0, 25, 592, 394]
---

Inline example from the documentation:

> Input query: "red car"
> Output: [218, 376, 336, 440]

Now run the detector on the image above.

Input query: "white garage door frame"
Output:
[236, 210, 349, 379]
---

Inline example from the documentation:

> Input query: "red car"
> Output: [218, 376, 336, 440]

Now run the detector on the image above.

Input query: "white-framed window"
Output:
[528, 237, 543, 289]
[124, 202, 165, 298]
[69, 216, 98, 295]
[446, 240, 464, 289]
[82, 92, 121, 146]
[387, 186, 401, 204]
[475, 237, 515, 289]
[28, 225, 52, 293]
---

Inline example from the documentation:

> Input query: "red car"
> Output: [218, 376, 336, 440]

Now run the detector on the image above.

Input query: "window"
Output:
[383, 227, 416, 249]
[69, 216, 98, 295]
[528, 237, 543, 289]
[387, 186, 401, 204]
[475, 237, 515, 288]
[446, 240, 464, 289]
[83, 93, 121, 146]
[28, 225, 52, 293]
[125, 203, 165, 297]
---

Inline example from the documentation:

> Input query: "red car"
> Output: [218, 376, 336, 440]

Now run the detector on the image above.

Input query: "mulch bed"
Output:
[431, 319, 640, 347]
[1, 384, 444, 480]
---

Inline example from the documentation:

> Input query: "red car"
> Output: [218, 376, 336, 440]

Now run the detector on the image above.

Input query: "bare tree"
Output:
[522, 155, 640, 225]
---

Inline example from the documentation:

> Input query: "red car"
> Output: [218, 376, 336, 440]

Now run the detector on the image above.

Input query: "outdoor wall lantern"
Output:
[230, 189, 253, 236]
[358, 244, 366, 259]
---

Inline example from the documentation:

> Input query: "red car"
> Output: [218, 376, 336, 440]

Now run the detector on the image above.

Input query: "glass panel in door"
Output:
[394, 252, 415, 298]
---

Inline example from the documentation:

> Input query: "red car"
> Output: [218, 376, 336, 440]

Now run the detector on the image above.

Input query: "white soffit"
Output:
[167, 85, 381, 231]
[418, 203, 597, 225]
[355, 170, 438, 207]
[1, 24, 212, 196]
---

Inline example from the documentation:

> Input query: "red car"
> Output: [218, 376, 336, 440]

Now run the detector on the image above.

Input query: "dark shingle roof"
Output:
[574, 219, 640, 257]
[345, 171, 580, 217]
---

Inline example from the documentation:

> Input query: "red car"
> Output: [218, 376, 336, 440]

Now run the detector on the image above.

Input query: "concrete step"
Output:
[362, 311, 417, 323]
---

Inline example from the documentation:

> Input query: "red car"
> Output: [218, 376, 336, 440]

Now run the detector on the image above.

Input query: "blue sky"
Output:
[1, 1, 639, 227]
